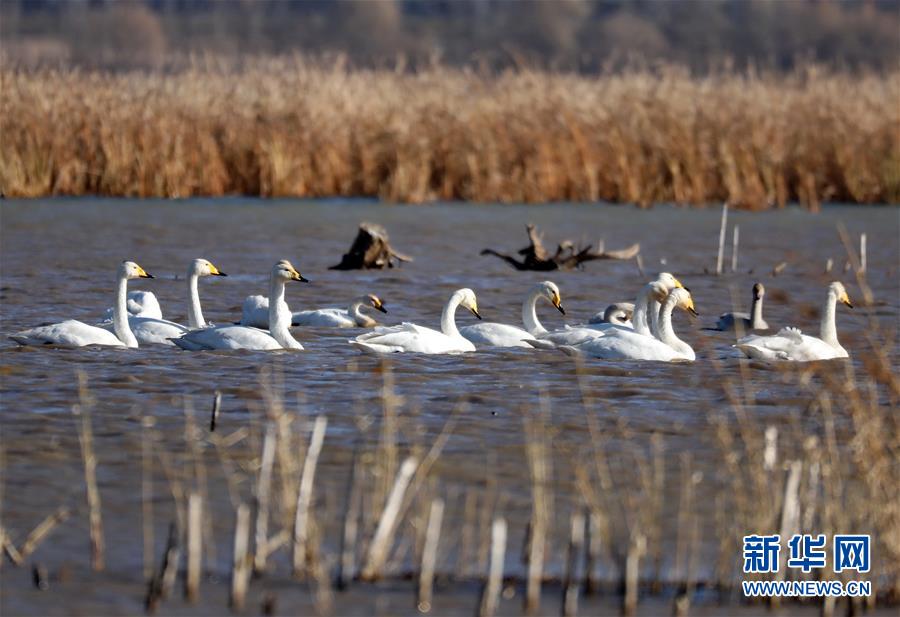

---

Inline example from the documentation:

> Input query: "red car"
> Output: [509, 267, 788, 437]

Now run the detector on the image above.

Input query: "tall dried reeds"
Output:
[1, 58, 897, 207]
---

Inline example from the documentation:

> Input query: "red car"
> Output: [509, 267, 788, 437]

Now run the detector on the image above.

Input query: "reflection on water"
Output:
[1, 199, 897, 615]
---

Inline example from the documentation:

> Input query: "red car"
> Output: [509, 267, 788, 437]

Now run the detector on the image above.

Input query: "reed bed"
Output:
[1, 57, 898, 207]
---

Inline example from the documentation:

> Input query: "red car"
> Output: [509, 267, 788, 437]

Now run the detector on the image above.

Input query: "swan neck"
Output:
[441, 293, 463, 338]
[269, 277, 301, 349]
[750, 294, 764, 329]
[187, 272, 205, 328]
[348, 300, 366, 326]
[114, 274, 138, 348]
[632, 286, 652, 336]
[522, 288, 547, 335]
[820, 290, 840, 347]
[649, 299, 662, 340]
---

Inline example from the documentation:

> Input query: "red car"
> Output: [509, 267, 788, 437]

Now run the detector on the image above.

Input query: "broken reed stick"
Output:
[859, 232, 867, 273]
[254, 421, 277, 573]
[562, 512, 585, 617]
[337, 446, 362, 590]
[17, 506, 71, 561]
[292, 415, 328, 578]
[1, 526, 24, 566]
[230, 504, 251, 612]
[361, 456, 418, 581]
[525, 418, 549, 616]
[584, 511, 601, 595]
[776, 461, 802, 580]
[73, 401, 105, 572]
[417, 498, 445, 613]
[210, 390, 222, 432]
[825, 257, 834, 273]
[716, 203, 728, 275]
[731, 224, 740, 272]
[146, 521, 181, 613]
[185, 493, 202, 602]
[142, 416, 155, 581]
[478, 517, 507, 617]
[622, 531, 646, 617]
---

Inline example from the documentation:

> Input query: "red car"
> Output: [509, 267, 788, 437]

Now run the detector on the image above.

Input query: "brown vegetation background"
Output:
[1, 60, 898, 207]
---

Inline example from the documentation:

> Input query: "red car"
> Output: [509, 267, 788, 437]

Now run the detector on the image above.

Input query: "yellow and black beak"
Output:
[841, 295, 854, 309]
[137, 266, 154, 279]
[673, 277, 685, 289]
[470, 307, 483, 320]
[553, 295, 566, 315]
[291, 271, 309, 283]
[688, 306, 699, 317]
[210, 263, 227, 277]
[375, 302, 388, 314]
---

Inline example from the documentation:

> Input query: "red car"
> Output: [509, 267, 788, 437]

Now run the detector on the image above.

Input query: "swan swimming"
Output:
[562, 286, 698, 361]
[459, 281, 564, 348]
[734, 281, 852, 361]
[588, 302, 634, 327]
[101, 290, 162, 320]
[171, 260, 308, 351]
[715, 283, 768, 331]
[529, 273, 684, 348]
[241, 294, 387, 328]
[100, 258, 226, 345]
[350, 288, 481, 354]
[10, 261, 154, 348]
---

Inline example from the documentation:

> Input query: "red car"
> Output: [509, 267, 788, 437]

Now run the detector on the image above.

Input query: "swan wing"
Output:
[11, 320, 126, 348]
[102, 291, 163, 320]
[571, 330, 681, 361]
[734, 328, 842, 361]
[459, 322, 535, 348]
[172, 325, 282, 351]
[292, 308, 353, 327]
[351, 322, 474, 354]
[537, 326, 605, 348]
[716, 312, 750, 331]
[100, 317, 188, 346]
[240, 295, 270, 328]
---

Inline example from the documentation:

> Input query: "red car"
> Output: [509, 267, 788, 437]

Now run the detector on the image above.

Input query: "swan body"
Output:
[530, 273, 683, 348]
[172, 260, 307, 351]
[588, 302, 635, 327]
[716, 283, 768, 331]
[351, 289, 481, 354]
[460, 281, 564, 348]
[100, 258, 226, 345]
[10, 261, 153, 348]
[101, 290, 162, 320]
[564, 287, 698, 362]
[241, 294, 386, 328]
[735, 282, 852, 362]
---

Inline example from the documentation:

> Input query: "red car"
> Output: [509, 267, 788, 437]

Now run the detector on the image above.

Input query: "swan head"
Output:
[120, 261, 153, 280]
[455, 288, 482, 320]
[273, 260, 309, 283]
[190, 258, 227, 278]
[670, 287, 699, 317]
[829, 281, 853, 309]
[537, 281, 565, 315]
[366, 294, 388, 314]
[655, 272, 684, 291]
[752, 282, 765, 299]
[603, 302, 634, 324]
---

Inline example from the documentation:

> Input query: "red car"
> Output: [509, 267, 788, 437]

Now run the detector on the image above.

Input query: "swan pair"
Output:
[98, 258, 227, 345]
[241, 294, 387, 328]
[172, 260, 308, 351]
[459, 281, 565, 348]
[351, 288, 481, 354]
[734, 282, 852, 361]
[11, 261, 154, 348]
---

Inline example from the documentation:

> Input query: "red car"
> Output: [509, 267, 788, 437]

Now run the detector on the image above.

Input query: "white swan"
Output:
[563, 286, 698, 361]
[10, 261, 153, 348]
[171, 260, 308, 351]
[241, 294, 388, 328]
[588, 302, 634, 327]
[101, 290, 162, 320]
[459, 281, 564, 348]
[529, 273, 684, 348]
[350, 288, 481, 354]
[734, 282, 852, 361]
[100, 258, 226, 345]
[716, 283, 769, 331]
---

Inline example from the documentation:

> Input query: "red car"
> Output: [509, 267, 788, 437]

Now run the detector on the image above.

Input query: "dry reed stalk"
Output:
[458, 488, 477, 579]
[416, 497, 444, 613]
[145, 521, 180, 612]
[74, 374, 104, 572]
[229, 504, 251, 611]
[1, 526, 24, 566]
[731, 224, 740, 272]
[337, 445, 362, 590]
[292, 415, 327, 578]
[478, 517, 507, 617]
[210, 390, 221, 432]
[185, 492, 202, 602]
[142, 416, 155, 581]
[360, 456, 418, 581]
[253, 420, 277, 573]
[716, 203, 728, 275]
[524, 413, 550, 615]
[622, 531, 646, 617]
[859, 233, 867, 273]
[16, 506, 70, 561]
[562, 511, 585, 617]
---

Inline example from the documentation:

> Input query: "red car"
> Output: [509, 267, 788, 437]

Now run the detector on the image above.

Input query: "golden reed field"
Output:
[1, 58, 898, 208]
